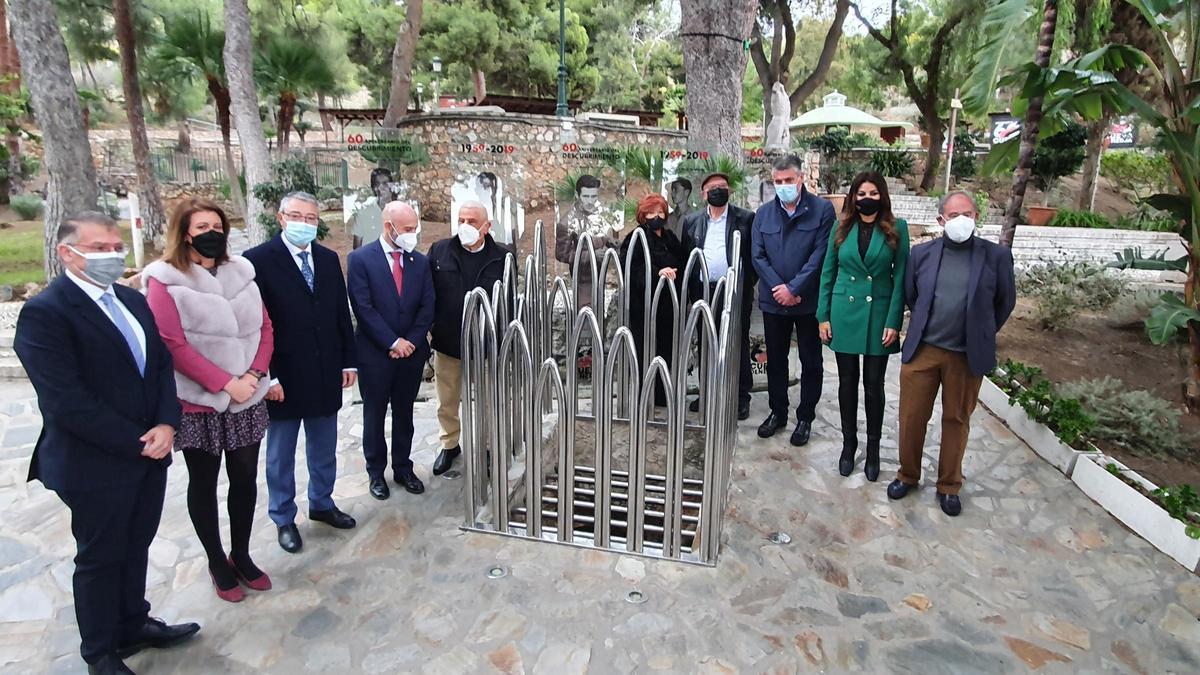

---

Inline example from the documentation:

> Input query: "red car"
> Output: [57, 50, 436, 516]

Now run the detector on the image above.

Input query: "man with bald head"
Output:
[244, 191, 358, 553]
[347, 201, 435, 499]
[427, 200, 510, 475]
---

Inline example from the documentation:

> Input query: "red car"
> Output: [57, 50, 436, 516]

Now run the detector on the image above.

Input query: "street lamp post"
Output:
[416, 83, 424, 112]
[432, 56, 442, 115]
[555, 0, 568, 116]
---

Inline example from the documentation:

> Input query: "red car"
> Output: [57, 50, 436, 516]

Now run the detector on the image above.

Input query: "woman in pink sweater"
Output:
[144, 198, 274, 603]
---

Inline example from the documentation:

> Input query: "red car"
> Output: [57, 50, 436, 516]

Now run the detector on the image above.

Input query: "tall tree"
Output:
[224, 0, 272, 243]
[0, 1, 25, 197]
[113, 0, 165, 241]
[750, 0, 852, 135]
[382, 0, 423, 127]
[852, 0, 978, 191]
[9, 0, 99, 280]
[254, 36, 335, 154]
[680, 0, 759, 157]
[1000, 0, 1058, 246]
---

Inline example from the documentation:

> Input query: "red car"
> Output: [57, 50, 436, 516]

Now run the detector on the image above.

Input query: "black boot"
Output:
[838, 435, 856, 477]
[864, 435, 881, 482]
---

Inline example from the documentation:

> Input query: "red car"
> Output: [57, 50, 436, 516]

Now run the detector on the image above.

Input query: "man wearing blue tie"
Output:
[14, 212, 200, 675]
[243, 192, 359, 554]
[347, 201, 436, 500]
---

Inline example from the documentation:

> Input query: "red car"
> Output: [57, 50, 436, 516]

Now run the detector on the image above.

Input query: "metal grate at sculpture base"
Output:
[459, 221, 742, 565]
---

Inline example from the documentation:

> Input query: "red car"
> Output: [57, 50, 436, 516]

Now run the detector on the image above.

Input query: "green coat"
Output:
[816, 218, 910, 356]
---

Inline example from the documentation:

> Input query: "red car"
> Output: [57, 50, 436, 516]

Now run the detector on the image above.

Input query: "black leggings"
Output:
[183, 444, 261, 568]
[834, 352, 889, 442]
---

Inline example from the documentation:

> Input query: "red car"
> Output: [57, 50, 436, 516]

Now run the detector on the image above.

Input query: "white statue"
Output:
[765, 82, 791, 152]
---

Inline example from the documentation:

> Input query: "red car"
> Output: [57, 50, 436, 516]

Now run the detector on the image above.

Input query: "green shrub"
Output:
[316, 186, 343, 201]
[1031, 121, 1087, 198]
[1018, 263, 1129, 329]
[868, 147, 914, 178]
[1106, 288, 1166, 329]
[1058, 377, 1185, 458]
[995, 360, 1095, 446]
[251, 157, 328, 239]
[10, 193, 42, 220]
[1113, 208, 1180, 233]
[1100, 150, 1172, 202]
[1048, 208, 1111, 229]
[951, 127, 977, 180]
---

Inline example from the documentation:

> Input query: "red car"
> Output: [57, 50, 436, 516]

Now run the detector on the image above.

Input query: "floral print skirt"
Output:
[176, 401, 269, 455]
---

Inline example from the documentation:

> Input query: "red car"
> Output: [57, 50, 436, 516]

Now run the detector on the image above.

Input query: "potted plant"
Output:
[1026, 121, 1087, 225]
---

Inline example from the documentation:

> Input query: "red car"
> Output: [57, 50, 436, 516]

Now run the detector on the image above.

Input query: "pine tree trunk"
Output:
[1077, 116, 1108, 211]
[0, 1, 21, 199]
[224, 0, 273, 244]
[276, 92, 295, 155]
[1002, 0, 1059, 247]
[382, 0, 423, 128]
[680, 0, 757, 159]
[176, 118, 191, 154]
[472, 70, 487, 103]
[113, 0, 165, 243]
[208, 76, 245, 216]
[919, 106, 944, 192]
[9, 0, 99, 281]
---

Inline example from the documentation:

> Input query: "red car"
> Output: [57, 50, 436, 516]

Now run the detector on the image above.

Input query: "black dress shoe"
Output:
[396, 471, 425, 494]
[432, 447, 460, 476]
[310, 507, 356, 529]
[369, 477, 390, 500]
[838, 441, 856, 477]
[88, 654, 135, 675]
[737, 400, 750, 421]
[116, 617, 200, 659]
[277, 524, 302, 553]
[938, 492, 962, 517]
[789, 421, 812, 447]
[689, 398, 700, 413]
[863, 437, 881, 482]
[757, 413, 787, 438]
[887, 479, 914, 500]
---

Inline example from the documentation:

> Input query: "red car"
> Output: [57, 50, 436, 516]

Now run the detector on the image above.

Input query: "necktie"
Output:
[99, 292, 145, 376]
[298, 250, 314, 291]
[391, 251, 404, 298]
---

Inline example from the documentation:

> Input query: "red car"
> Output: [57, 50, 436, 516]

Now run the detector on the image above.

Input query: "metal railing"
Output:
[459, 220, 743, 565]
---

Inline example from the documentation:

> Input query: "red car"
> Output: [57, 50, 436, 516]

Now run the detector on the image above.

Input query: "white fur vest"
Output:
[143, 256, 270, 412]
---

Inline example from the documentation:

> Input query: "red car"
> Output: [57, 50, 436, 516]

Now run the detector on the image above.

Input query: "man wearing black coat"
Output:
[15, 213, 199, 675]
[681, 172, 758, 421]
[428, 201, 510, 475]
[243, 192, 358, 554]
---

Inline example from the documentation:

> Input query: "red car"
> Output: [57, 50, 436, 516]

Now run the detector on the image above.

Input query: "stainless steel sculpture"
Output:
[460, 219, 742, 565]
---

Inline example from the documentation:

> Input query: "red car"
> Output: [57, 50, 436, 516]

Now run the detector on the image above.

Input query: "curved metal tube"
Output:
[460, 287, 499, 527]
[600, 327, 639, 549]
[565, 306, 604, 544]
[532, 358, 566, 540]
[497, 320, 534, 535]
[632, 356, 673, 555]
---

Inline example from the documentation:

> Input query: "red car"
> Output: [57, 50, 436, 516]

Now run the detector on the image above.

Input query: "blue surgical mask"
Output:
[775, 184, 799, 204]
[283, 221, 318, 247]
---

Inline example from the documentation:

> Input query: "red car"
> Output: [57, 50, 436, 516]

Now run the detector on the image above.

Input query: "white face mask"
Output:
[458, 223, 481, 248]
[943, 215, 976, 243]
[395, 231, 418, 252]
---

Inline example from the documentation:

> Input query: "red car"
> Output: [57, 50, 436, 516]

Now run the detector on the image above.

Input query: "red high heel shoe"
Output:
[210, 570, 245, 603]
[229, 556, 272, 591]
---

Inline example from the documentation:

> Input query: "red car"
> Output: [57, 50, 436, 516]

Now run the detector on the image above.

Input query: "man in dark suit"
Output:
[243, 192, 358, 553]
[347, 201, 435, 500]
[887, 191, 1016, 516]
[15, 212, 199, 675]
[681, 171, 758, 421]
[751, 154, 836, 446]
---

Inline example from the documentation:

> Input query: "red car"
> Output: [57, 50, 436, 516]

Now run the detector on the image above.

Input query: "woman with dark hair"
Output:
[816, 171, 909, 481]
[143, 198, 274, 602]
[621, 193, 686, 406]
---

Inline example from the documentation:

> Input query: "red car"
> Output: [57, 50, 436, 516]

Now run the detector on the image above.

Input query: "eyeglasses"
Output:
[281, 211, 321, 225]
[72, 243, 127, 254]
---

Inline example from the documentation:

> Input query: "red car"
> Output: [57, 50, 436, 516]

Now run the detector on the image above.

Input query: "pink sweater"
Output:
[146, 277, 274, 413]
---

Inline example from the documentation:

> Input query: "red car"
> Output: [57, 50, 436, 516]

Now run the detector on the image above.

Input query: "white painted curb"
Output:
[977, 376, 1099, 477]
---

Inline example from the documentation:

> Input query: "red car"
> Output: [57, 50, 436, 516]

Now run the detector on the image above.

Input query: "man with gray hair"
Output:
[244, 191, 359, 553]
[887, 191, 1015, 516]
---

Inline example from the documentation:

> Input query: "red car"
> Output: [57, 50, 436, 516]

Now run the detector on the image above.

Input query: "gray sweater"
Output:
[923, 236, 973, 352]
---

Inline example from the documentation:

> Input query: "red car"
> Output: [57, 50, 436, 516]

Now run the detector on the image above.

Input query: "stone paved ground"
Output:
[2, 353, 1200, 674]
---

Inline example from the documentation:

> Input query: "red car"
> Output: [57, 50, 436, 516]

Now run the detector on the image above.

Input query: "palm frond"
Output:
[963, 0, 1038, 116]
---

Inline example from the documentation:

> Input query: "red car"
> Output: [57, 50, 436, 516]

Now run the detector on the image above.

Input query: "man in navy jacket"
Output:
[751, 154, 836, 446]
[243, 192, 358, 554]
[15, 212, 199, 674]
[347, 201, 436, 500]
[888, 192, 1016, 516]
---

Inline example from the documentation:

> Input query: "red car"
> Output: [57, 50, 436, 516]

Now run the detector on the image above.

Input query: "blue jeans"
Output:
[265, 414, 338, 527]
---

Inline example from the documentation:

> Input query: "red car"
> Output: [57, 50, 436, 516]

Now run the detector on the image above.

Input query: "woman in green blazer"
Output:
[816, 171, 910, 481]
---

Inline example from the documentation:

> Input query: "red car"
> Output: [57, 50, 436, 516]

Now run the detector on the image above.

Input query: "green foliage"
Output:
[1047, 208, 1111, 229]
[356, 138, 430, 174]
[847, 132, 880, 149]
[1031, 121, 1088, 195]
[1106, 287, 1168, 329]
[809, 128, 853, 160]
[255, 35, 336, 103]
[995, 359, 1096, 446]
[951, 127, 977, 180]
[1145, 292, 1200, 345]
[1150, 485, 1200, 538]
[868, 147, 915, 178]
[316, 187, 343, 201]
[1018, 263, 1128, 329]
[1112, 211, 1180, 233]
[9, 194, 43, 220]
[1107, 247, 1188, 272]
[675, 154, 749, 198]
[1059, 377, 1185, 458]
[1100, 150, 1173, 203]
[251, 158, 327, 240]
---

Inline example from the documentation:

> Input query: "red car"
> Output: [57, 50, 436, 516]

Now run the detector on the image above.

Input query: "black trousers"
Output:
[834, 352, 890, 442]
[631, 302, 675, 406]
[762, 311, 823, 422]
[56, 465, 167, 664]
[707, 281, 754, 405]
[360, 351, 426, 479]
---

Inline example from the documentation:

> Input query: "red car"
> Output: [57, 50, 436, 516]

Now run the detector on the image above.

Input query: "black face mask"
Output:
[191, 230, 227, 259]
[857, 198, 882, 216]
[645, 216, 666, 231]
[706, 187, 730, 207]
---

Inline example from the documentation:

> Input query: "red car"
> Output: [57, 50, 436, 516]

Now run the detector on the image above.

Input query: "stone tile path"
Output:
[2, 354, 1199, 674]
